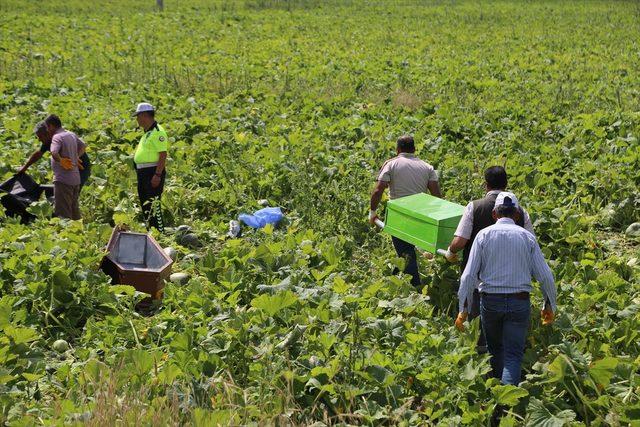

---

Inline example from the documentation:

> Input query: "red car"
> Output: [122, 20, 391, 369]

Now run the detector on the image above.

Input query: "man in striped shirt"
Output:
[456, 192, 557, 386]
[444, 166, 534, 352]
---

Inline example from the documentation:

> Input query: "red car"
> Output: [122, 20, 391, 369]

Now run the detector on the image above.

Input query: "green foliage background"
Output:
[0, 0, 639, 425]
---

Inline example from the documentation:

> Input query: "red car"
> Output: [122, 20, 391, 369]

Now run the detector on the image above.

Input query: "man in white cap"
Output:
[133, 102, 168, 232]
[443, 166, 534, 353]
[456, 191, 556, 387]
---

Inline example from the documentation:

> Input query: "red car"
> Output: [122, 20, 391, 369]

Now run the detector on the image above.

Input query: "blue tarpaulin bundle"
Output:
[238, 207, 284, 228]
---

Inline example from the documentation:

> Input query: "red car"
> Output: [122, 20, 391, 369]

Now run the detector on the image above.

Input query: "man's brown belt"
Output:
[480, 291, 530, 300]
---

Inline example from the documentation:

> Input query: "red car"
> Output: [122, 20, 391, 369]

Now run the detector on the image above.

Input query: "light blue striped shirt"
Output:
[458, 218, 557, 313]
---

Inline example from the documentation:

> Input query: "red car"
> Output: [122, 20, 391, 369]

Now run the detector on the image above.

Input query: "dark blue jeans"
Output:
[391, 237, 421, 287]
[480, 294, 530, 385]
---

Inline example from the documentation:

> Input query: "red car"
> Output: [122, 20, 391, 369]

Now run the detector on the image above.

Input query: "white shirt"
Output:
[458, 218, 557, 313]
[454, 190, 535, 239]
[377, 153, 438, 199]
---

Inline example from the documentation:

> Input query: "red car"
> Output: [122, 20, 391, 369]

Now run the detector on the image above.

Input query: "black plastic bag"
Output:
[0, 174, 46, 223]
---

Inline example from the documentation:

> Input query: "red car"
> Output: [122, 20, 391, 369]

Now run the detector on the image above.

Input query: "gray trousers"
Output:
[54, 182, 81, 220]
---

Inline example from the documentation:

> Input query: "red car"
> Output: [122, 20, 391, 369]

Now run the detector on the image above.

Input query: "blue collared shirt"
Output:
[458, 217, 557, 313]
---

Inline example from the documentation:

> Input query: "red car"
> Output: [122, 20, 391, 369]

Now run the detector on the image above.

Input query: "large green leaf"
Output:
[121, 349, 158, 378]
[0, 299, 11, 328]
[3, 326, 39, 345]
[589, 357, 619, 388]
[52, 270, 72, 290]
[527, 398, 576, 427]
[251, 290, 298, 316]
[544, 355, 568, 384]
[491, 385, 529, 406]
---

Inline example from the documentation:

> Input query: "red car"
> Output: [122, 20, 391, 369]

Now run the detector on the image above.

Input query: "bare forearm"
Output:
[21, 151, 42, 170]
[449, 236, 468, 253]
[370, 189, 383, 211]
[427, 181, 442, 198]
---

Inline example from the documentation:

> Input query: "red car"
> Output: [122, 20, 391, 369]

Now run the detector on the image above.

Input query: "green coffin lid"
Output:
[386, 193, 464, 228]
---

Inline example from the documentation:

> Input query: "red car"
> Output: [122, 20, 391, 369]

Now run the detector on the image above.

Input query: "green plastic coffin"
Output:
[383, 193, 465, 253]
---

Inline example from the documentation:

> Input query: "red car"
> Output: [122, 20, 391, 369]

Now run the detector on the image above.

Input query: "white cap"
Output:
[133, 102, 155, 116]
[494, 191, 520, 209]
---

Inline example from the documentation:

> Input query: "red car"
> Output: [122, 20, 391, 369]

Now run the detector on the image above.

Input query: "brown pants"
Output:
[54, 182, 81, 220]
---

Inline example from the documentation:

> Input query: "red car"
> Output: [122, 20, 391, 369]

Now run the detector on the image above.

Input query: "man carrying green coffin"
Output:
[369, 135, 442, 287]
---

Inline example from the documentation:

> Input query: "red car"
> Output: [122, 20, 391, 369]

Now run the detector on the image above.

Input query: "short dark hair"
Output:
[485, 166, 507, 190]
[495, 205, 517, 218]
[44, 114, 62, 128]
[34, 121, 47, 135]
[396, 135, 415, 153]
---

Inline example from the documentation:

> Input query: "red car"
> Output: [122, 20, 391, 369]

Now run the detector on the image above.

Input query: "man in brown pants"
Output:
[45, 114, 86, 220]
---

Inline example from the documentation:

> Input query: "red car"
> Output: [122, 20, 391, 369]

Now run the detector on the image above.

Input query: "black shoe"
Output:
[490, 404, 507, 427]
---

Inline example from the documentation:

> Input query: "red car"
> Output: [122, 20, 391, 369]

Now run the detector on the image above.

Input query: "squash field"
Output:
[0, 0, 639, 425]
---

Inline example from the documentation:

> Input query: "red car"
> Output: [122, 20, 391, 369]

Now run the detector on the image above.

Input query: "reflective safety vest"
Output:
[134, 122, 168, 164]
